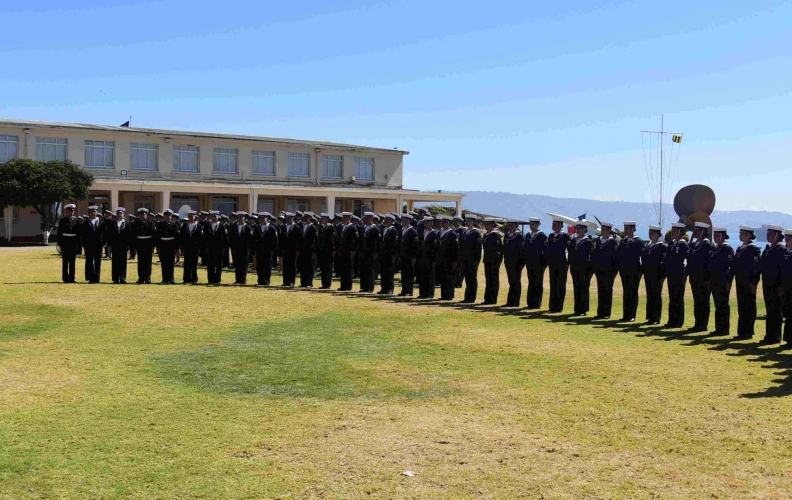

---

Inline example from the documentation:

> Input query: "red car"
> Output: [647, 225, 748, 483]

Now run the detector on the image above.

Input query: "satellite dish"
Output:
[177, 204, 192, 219]
[674, 185, 715, 219]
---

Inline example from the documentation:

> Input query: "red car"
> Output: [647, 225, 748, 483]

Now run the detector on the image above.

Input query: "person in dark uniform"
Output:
[481, 218, 503, 305]
[227, 212, 252, 284]
[224, 212, 236, 269]
[180, 210, 202, 284]
[732, 226, 762, 339]
[452, 215, 465, 288]
[333, 214, 344, 278]
[436, 215, 460, 301]
[547, 217, 571, 312]
[569, 221, 594, 316]
[687, 221, 713, 332]
[459, 214, 482, 303]
[298, 212, 318, 288]
[197, 211, 209, 266]
[204, 211, 226, 284]
[708, 227, 735, 336]
[391, 212, 403, 276]
[127, 213, 137, 261]
[377, 214, 398, 294]
[359, 212, 381, 293]
[399, 213, 419, 296]
[81, 205, 105, 283]
[592, 221, 618, 319]
[643, 225, 667, 325]
[761, 225, 786, 344]
[156, 209, 180, 284]
[502, 220, 525, 307]
[133, 208, 156, 284]
[316, 213, 336, 289]
[524, 217, 547, 309]
[337, 213, 358, 291]
[56, 203, 81, 283]
[280, 212, 301, 287]
[782, 229, 792, 344]
[417, 217, 439, 299]
[107, 207, 131, 284]
[615, 221, 645, 322]
[253, 212, 278, 286]
[665, 222, 690, 328]
[103, 210, 114, 259]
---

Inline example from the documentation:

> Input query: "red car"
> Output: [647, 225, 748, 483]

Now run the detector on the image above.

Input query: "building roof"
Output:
[0, 118, 409, 155]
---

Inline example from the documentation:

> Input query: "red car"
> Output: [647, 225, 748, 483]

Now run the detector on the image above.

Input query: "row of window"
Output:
[0, 136, 376, 180]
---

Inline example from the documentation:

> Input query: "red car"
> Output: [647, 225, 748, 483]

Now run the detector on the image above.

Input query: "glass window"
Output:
[130, 143, 158, 171]
[171, 195, 199, 213]
[353, 199, 374, 217]
[287, 199, 309, 213]
[321, 155, 343, 179]
[213, 148, 238, 174]
[257, 197, 275, 214]
[35, 137, 68, 161]
[0, 206, 20, 221]
[212, 196, 237, 215]
[252, 150, 275, 176]
[133, 195, 154, 212]
[354, 156, 374, 181]
[0, 135, 19, 163]
[288, 152, 310, 177]
[320, 199, 343, 215]
[84, 140, 114, 168]
[173, 145, 199, 172]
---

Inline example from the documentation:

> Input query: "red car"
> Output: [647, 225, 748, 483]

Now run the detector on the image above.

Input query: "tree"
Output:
[0, 159, 93, 244]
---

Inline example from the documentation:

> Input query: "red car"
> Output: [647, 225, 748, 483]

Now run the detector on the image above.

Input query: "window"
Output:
[36, 137, 68, 161]
[287, 199, 309, 213]
[130, 143, 158, 171]
[212, 196, 237, 215]
[321, 155, 343, 179]
[0, 135, 19, 163]
[353, 199, 374, 217]
[257, 197, 275, 215]
[88, 195, 110, 214]
[252, 150, 275, 176]
[320, 199, 343, 215]
[213, 148, 238, 174]
[0, 206, 19, 221]
[173, 145, 199, 172]
[171, 195, 199, 213]
[134, 195, 154, 212]
[288, 152, 310, 177]
[354, 156, 374, 181]
[84, 140, 114, 168]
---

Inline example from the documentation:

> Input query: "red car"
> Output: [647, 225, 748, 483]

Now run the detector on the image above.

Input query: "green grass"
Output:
[1, 249, 792, 499]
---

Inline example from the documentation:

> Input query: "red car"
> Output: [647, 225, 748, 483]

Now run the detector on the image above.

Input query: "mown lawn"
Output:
[1, 248, 791, 499]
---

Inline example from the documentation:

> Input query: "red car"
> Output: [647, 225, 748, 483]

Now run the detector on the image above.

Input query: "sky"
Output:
[1, 0, 790, 213]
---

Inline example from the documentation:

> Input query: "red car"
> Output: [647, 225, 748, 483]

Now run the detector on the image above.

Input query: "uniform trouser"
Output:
[784, 288, 792, 342]
[595, 269, 616, 317]
[548, 264, 568, 312]
[400, 259, 415, 295]
[111, 245, 128, 283]
[223, 245, 231, 268]
[418, 262, 436, 298]
[319, 254, 334, 288]
[434, 262, 443, 288]
[84, 246, 102, 282]
[353, 250, 360, 278]
[232, 247, 248, 283]
[455, 262, 464, 288]
[61, 250, 77, 283]
[666, 276, 686, 327]
[283, 252, 298, 285]
[206, 251, 223, 283]
[379, 257, 395, 292]
[137, 245, 153, 282]
[334, 250, 341, 277]
[182, 248, 199, 283]
[129, 245, 136, 260]
[439, 262, 455, 300]
[461, 258, 479, 302]
[257, 250, 273, 285]
[763, 285, 783, 342]
[526, 262, 546, 309]
[160, 244, 176, 283]
[483, 261, 501, 304]
[644, 273, 665, 323]
[360, 256, 375, 292]
[689, 273, 711, 329]
[571, 265, 593, 314]
[299, 252, 315, 287]
[504, 259, 523, 306]
[711, 280, 731, 333]
[735, 282, 757, 338]
[339, 252, 354, 290]
[620, 268, 642, 320]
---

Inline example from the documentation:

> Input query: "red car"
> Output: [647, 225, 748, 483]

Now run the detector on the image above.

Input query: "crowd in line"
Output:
[55, 203, 792, 345]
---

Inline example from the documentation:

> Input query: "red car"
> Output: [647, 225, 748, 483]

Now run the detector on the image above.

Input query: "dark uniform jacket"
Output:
[107, 218, 132, 250]
[708, 243, 735, 285]
[179, 221, 203, 250]
[616, 236, 645, 271]
[761, 243, 787, 289]
[380, 225, 398, 258]
[299, 223, 319, 255]
[204, 221, 227, 251]
[666, 239, 689, 276]
[57, 216, 82, 253]
[643, 241, 668, 280]
[437, 228, 460, 266]
[732, 243, 761, 286]
[687, 239, 712, 276]
[319, 224, 337, 256]
[80, 217, 106, 249]
[156, 220, 181, 245]
[400, 225, 419, 261]
[569, 236, 594, 268]
[282, 223, 302, 254]
[547, 231, 571, 266]
[482, 231, 503, 264]
[593, 237, 618, 273]
[361, 224, 381, 255]
[253, 223, 279, 254]
[459, 227, 483, 263]
[339, 223, 359, 254]
[503, 231, 525, 266]
[525, 231, 547, 267]
[418, 228, 439, 265]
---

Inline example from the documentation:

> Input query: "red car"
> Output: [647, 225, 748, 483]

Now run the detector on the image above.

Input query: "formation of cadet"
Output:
[56, 204, 792, 345]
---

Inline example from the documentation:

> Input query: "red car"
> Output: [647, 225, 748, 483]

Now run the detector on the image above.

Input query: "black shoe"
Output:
[761, 338, 780, 344]
[710, 329, 729, 336]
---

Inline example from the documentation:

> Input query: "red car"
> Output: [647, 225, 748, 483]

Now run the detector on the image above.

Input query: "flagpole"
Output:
[660, 114, 663, 227]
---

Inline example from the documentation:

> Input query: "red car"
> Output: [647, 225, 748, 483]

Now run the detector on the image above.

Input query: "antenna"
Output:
[641, 116, 684, 227]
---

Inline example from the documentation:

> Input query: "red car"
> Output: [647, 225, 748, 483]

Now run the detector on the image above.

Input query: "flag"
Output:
[672, 135, 682, 143]
[120, 121, 130, 127]
[577, 213, 586, 221]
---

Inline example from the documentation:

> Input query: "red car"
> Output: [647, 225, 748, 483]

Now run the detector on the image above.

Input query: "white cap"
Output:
[671, 222, 686, 229]
[552, 216, 565, 223]
[528, 217, 541, 223]
[65, 204, 76, 210]
[363, 212, 375, 217]
[623, 221, 637, 226]
[784, 229, 792, 236]
[600, 221, 614, 229]
[767, 224, 784, 233]
[649, 224, 662, 231]
[712, 227, 727, 233]
[575, 221, 588, 227]
[740, 225, 755, 232]
[694, 221, 710, 229]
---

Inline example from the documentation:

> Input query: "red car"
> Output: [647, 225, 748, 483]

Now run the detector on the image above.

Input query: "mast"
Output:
[660, 114, 663, 227]
[641, 116, 682, 228]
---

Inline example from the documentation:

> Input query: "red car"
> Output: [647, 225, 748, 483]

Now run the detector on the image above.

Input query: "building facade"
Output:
[0, 119, 463, 242]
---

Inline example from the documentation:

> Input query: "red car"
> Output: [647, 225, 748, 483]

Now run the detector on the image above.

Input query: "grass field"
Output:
[2, 248, 792, 499]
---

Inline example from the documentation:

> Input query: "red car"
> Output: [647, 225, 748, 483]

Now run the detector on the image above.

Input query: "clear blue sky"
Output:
[1, 0, 790, 213]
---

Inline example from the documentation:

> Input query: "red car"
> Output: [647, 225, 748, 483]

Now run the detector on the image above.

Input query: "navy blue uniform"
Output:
[593, 236, 618, 318]
[687, 238, 713, 330]
[281, 223, 302, 286]
[665, 239, 689, 328]
[547, 231, 571, 312]
[399, 225, 419, 296]
[616, 236, 645, 321]
[459, 227, 483, 303]
[57, 215, 82, 283]
[254, 223, 278, 286]
[525, 231, 548, 309]
[227, 222, 253, 284]
[80, 217, 106, 283]
[299, 223, 319, 287]
[204, 221, 226, 284]
[732, 243, 761, 338]
[318, 223, 336, 289]
[359, 224, 381, 292]
[454, 226, 466, 288]
[378, 225, 398, 293]
[338, 223, 359, 291]
[569, 236, 594, 315]
[761, 243, 787, 343]
[708, 242, 735, 334]
[107, 218, 132, 284]
[503, 230, 525, 307]
[418, 229, 439, 298]
[782, 249, 792, 343]
[438, 228, 460, 300]
[643, 241, 667, 324]
[482, 230, 503, 304]
[179, 221, 203, 284]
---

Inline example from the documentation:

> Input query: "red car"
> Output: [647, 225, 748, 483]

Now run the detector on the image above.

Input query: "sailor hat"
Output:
[115, 207, 126, 213]
[694, 221, 710, 229]
[236, 211, 248, 216]
[600, 221, 614, 229]
[284, 212, 295, 217]
[319, 213, 331, 218]
[295, 211, 303, 217]
[65, 204, 76, 210]
[575, 221, 588, 227]
[340, 212, 353, 217]
[767, 224, 784, 233]
[483, 217, 496, 223]
[712, 227, 727, 233]
[528, 217, 541, 223]
[648, 224, 662, 232]
[623, 221, 637, 227]
[251, 212, 259, 218]
[784, 229, 792, 236]
[351, 215, 361, 222]
[739, 225, 755, 232]
[408, 211, 419, 217]
[452, 215, 463, 221]
[230, 212, 238, 217]
[671, 222, 686, 229]
[302, 211, 314, 217]
[363, 212, 375, 217]
[137, 207, 149, 214]
[422, 216, 435, 221]
[163, 209, 174, 215]
[466, 214, 479, 221]
[417, 207, 428, 213]
[552, 216, 565, 223]
[400, 213, 413, 219]
[384, 213, 396, 221]
[104, 209, 113, 214]
[88, 205, 99, 210]
[220, 214, 229, 220]
[261, 212, 272, 218]
[209, 210, 219, 215]
[277, 215, 285, 220]
[187, 210, 197, 216]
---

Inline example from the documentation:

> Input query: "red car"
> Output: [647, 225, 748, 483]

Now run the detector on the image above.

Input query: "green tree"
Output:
[0, 159, 93, 244]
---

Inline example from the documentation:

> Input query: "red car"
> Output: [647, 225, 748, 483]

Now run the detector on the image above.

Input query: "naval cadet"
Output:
[108, 207, 131, 284]
[318, 213, 337, 289]
[569, 221, 594, 316]
[417, 216, 439, 299]
[643, 225, 667, 325]
[687, 222, 713, 332]
[204, 211, 226, 284]
[103, 210, 113, 259]
[437, 215, 460, 301]
[157, 209, 181, 284]
[253, 213, 278, 286]
[56, 203, 81, 283]
[133, 208, 156, 284]
[399, 214, 419, 296]
[359, 212, 381, 293]
[127, 213, 137, 261]
[180, 210, 203, 284]
[782, 229, 792, 344]
[592, 222, 618, 319]
[481, 218, 503, 305]
[337, 213, 358, 291]
[502, 220, 525, 307]
[81, 205, 106, 283]
[732, 226, 761, 339]
[281, 212, 301, 287]
[524, 217, 548, 309]
[298, 212, 319, 288]
[378, 214, 398, 294]
[664, 222, 689, 328]
[616, 221, 645, 322]
[452, 215, 465, 288]
[547, 217, 571, 312]
[761, 225, 786, 343]
[333, 214, 344, 279]
[230, 212, 253, 284]
[708, 227, 735, 336]
[459, 214, 482, 303]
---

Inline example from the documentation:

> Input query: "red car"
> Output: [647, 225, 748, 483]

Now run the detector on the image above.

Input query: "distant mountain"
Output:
[461, 191, 792, 233]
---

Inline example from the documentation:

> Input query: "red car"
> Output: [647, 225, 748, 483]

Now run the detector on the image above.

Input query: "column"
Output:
[455, 198, 462, 215]
[160, 190, 171, 213]
[110, 188, 119, 210]
[250, 189, 258, 213]
[406, 200, 415, 212]
[326, 194, 336, 215]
